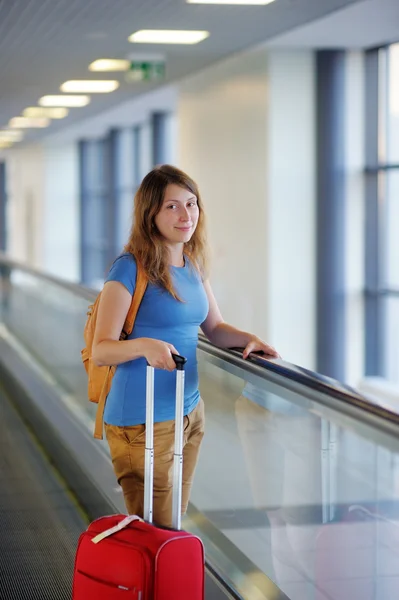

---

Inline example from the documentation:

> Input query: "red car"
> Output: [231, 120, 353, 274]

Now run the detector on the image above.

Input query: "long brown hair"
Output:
[124, 164, 209, 299]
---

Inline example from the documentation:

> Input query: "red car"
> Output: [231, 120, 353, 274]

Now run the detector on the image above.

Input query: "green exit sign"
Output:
[125, 60, 165, 83]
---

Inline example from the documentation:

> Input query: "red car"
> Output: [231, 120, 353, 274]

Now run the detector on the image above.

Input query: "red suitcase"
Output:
[72, 355, 205, 599]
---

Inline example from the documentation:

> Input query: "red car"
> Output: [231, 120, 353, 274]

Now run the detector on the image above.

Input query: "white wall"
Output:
[267, 51, 316, 367]
[6, 145, 45, 267]
[42, 142, 79, 280]
[4, 142, 80, 280]
[178, 48, 316, 368]
[178, 48, 270, 343]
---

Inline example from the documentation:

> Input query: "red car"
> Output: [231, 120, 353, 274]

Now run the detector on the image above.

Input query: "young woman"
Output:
[92, 164, 279, 527]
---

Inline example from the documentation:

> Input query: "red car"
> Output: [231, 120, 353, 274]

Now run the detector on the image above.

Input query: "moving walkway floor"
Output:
[0, 386, 85, 600]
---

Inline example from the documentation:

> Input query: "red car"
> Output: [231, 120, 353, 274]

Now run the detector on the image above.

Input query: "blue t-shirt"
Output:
[103, 253, 209, 426]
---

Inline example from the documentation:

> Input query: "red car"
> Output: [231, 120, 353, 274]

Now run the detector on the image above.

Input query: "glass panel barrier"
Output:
[0, 263, 96, 422]
[190, 349, 399, 600]
[2, 260, 399, 600]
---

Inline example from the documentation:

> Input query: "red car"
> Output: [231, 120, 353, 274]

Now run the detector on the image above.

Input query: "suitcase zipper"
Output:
[77, 569, 140, 594]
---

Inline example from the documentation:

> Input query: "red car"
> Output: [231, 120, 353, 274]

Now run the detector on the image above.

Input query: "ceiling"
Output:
[267, 0, 399, 48]
[0, 0, 360, 144]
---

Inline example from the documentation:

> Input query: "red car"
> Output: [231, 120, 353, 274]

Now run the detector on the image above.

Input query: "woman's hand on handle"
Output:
[242, 335, 281, 360]
[142, 338, 179, 371]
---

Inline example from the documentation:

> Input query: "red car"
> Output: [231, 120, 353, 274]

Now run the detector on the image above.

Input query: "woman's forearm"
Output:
[207, 322, 252, 349]
[92, 338, 147, 367]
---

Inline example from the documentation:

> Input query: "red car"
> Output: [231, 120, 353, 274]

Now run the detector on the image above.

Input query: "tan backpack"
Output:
[81, 260, 148, 439]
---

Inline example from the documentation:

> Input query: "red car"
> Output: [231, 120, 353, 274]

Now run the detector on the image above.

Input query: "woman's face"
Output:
[154, 183, 199, 245]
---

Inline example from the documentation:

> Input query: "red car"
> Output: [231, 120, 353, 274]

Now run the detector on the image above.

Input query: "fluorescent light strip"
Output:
[128, 30, 209, 44]
[89, 59, 130, 72]
[39, 95, 91, 107]
[23, 107, 69, 119]
[9, 117, 50, 129]
[0, 130, 24, 142]
[60, 80, 119, 93]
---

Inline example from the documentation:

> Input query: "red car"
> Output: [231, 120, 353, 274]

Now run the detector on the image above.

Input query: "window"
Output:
[79, 114, 175, 287]
[151, 112, 174, 165]
[365, 43, 399, 383]
[79, 140, 111, 288]
[113, 128, 134, 250]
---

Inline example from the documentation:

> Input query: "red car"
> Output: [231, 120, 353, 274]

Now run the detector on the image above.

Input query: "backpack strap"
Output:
[93, 260, 148, 440]
[123, 261, 148, 337]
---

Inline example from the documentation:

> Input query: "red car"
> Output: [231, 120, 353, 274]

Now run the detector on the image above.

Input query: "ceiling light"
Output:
[0, 130, 24, 142]
[128, 30, 209, 44]
[23, 107, 69, 119]
[9, 117, 50, 129]
[187, 0, 275, 3]
[89, 59, 130, 72]
[39, 95, 91, 107]
[60, 80, 119, 93]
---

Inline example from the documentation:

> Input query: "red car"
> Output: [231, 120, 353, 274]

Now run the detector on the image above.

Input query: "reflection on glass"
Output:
[190, 352, 399, 600]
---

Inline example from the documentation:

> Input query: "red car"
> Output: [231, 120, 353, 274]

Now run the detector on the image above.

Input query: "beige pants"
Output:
[105, 398, 205, 527]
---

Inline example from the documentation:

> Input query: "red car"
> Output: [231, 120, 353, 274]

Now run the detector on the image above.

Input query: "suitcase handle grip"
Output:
[171, 354, 187, 370]
[145, 354, 186, 370]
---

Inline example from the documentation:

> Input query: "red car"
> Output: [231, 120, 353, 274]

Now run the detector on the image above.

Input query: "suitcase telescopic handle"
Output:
[144, 353, 187, 530]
